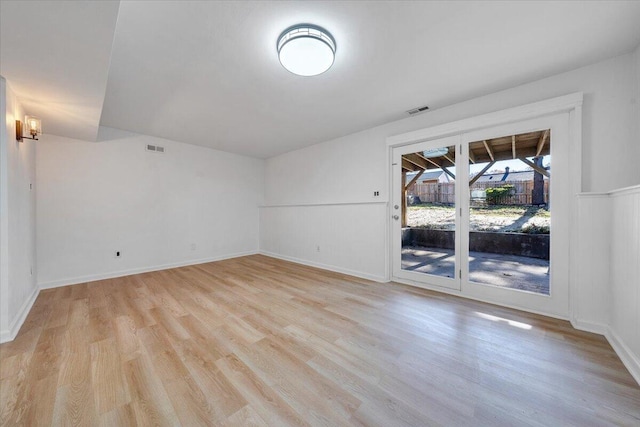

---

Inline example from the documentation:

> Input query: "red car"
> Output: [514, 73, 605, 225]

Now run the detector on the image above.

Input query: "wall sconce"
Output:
[16, 116, 42, 142]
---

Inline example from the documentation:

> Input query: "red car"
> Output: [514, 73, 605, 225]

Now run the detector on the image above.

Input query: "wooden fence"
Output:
[410, 180, 549, 205]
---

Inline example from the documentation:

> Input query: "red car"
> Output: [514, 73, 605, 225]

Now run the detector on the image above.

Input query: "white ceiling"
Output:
[2, 1, 640, 158]
[0, 1, 119, 141]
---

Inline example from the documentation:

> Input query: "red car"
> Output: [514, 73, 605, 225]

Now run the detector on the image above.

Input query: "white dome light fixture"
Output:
[277, 24, 336, 77]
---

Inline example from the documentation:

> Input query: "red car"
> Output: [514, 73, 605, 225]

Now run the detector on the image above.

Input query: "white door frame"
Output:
[386, 93, 583, 320]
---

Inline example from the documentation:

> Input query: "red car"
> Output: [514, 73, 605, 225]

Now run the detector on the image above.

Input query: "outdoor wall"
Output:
[37, 127, 264, 289]
[0, 77, 38, 343]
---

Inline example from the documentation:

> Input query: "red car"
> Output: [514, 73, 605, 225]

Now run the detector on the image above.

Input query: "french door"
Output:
[391, 113, 571, 318]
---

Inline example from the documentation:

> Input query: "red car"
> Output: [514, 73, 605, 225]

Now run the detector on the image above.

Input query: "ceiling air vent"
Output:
[407, 105, 430, 115]
[146, 144, 165, 153]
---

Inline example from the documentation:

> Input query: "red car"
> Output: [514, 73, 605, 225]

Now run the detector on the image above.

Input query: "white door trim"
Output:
[387, 92, 583, 147]
[386, 92, 583, 321]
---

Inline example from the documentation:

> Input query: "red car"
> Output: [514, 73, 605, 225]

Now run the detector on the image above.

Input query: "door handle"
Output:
[394, 205, 399, 210]
[393, 215, 399, 220]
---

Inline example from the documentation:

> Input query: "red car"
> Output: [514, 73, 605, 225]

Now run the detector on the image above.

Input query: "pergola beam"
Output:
[402, 159, 417, 171]
[519, 157, 550, 178]
[442, 153, 455, 166]
[423, 156, 442, 169]
[482, 140, 495, 161]
[536, 129, 549, 156]
[468, 149, 476, 164]
[414, 152, 442, 170]
[404, 153, 455, 178]
[469, 161, 496, 186]
[441, 167, 456, 180]
[406, 169, 425, 189]
[401, 172, 407, 227]
[404, 153, 430, 170]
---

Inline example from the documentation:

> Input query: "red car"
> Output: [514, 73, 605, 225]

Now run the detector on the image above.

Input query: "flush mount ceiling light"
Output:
[277, 24, 336, 76]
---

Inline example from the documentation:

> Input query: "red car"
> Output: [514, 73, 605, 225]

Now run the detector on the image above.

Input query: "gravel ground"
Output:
[407, 205, 550, 233]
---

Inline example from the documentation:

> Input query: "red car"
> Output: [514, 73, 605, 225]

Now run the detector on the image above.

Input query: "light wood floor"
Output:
[1, 255, 639, 426]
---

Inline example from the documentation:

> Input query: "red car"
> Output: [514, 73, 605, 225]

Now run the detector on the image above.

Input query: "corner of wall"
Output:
[0, 78, 39, 342]
[634, 43, 640, 177]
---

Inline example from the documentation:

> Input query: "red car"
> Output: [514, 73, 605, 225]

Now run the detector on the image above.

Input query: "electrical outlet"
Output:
[115, 251, 122, 258]
[373, 191, 380, 196]
[316, 245, 320, 252]
[190, 243, 197, 251]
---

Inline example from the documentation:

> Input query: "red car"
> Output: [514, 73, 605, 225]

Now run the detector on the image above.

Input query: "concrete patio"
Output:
[401, 245, 550, 295]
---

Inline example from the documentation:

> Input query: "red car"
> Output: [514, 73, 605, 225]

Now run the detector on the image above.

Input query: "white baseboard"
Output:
[606, 327, 640, 386]
[570, 318, 609, 335]
[259, 251, 388, 283]
[570, 320, 639, 386]
[38, 250, 259, 290]
[0, 285, 39, 344]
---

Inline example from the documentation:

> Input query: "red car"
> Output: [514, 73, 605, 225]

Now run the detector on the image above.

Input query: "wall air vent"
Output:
[146, 144, 165, 153]
[407, 105, 430, 115]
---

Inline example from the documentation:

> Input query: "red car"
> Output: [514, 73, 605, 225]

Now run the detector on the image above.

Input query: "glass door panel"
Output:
[392, 135, 460, 290]
[466, 130, 551, 295]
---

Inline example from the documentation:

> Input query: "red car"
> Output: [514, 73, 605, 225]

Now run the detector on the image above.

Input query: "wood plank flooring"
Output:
[1, 254, 639, 426]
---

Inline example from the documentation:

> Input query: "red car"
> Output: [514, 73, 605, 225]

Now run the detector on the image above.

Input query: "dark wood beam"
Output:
[536, 129, 549, 156]
[482, 140, 495, 161]
[413, 152, 442, 170]
[468, 149, 476, 164]
[469, 161, 496, 186]
[422, 156, 442, 169]
[404, 153, 430, 170]
[442, 154, 455, 167]
[406, 169, 425, 190]
[401, 172, 407, 227]
[519, 157, 550, 178]
[402, 159, 418, 171]
[471, 147, 543, 164]
[442, 167, 456, 180]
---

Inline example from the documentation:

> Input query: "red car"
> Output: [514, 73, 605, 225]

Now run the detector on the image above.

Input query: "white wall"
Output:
[574, 194, 611, 332]
[37, 127, 264, 288]
[608, 186, 640, 384]
[577, 185, 640, 384]
[634, 44, 640, 163]
[266, 52, 637, 203]
[262, 51, 638, 311]
[0, 77, 38, 342]
[260, 203, 387, 281]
